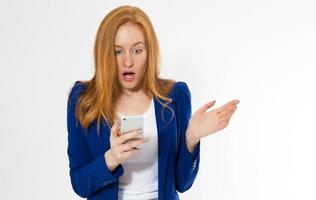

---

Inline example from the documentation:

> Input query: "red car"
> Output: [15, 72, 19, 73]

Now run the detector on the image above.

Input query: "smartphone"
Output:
[119, 115, 143, 135]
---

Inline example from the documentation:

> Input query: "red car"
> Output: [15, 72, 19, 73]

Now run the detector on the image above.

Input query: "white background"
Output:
[1, 0, 316, 199]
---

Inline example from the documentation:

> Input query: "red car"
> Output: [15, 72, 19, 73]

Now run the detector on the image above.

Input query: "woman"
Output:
[67, 5, 239, 200]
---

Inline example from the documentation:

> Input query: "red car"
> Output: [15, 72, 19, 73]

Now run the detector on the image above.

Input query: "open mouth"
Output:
[123, 71, 135, 76]
[122, 71, 136, 82]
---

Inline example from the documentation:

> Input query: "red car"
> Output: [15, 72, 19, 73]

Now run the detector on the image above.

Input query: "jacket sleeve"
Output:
[174, 81, 201, 193]
[67, 81, 124, 198]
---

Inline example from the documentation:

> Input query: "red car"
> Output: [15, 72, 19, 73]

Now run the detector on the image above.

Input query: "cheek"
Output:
[116, 58, 124, 72]
[137, 53, 147, 66]
[115, 57, 122, 66]
[137, 55, 147, 73]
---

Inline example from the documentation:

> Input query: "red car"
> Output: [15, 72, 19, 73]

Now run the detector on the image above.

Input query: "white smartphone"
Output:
[119, 115, 143, 135]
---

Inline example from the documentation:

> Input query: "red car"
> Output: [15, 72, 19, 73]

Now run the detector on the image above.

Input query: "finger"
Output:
[121, 128, 143, 136]
[123, 137, 146, 144]
[121, 148, 141, 159]
[197, 100, 216, 114]
[110, 119, 121, 139]
[219, 120, 229, 128]
[218, 106, 237, 118]
[219, 114, 230, 123]
[117, 129, 142, 145]
[229, 106, 237, 116]
[216, 100, 238, 115]
[220, 106, 238, 120]
[121, 138, 146, 152]
[218, 117, 230, 126]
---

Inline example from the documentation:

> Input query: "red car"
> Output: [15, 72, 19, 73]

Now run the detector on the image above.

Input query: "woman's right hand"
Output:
[104, 119, 145, 171]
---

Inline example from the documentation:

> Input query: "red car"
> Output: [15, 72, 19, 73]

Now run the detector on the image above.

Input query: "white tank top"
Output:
[117, 99, 159, 200]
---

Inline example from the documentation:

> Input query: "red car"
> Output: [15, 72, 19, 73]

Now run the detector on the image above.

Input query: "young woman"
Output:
[67, 5, 239, 200]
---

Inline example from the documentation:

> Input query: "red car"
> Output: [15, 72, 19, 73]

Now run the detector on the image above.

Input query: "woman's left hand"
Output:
[187, 99, 240, 143]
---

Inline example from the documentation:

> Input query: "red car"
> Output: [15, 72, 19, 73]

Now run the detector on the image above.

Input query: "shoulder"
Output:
[174, 81, 191, 100]
[175, 81, 190, 92]
[67, 80, 88, 108]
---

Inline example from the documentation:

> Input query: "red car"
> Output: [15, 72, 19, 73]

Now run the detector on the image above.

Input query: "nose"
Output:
[123, 52, 134, 67]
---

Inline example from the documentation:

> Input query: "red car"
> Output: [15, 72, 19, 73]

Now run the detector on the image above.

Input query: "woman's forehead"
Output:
[114, 22, 145, 47]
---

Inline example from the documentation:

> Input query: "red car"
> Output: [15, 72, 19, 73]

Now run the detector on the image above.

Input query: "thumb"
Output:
[197, 100, 216, 113]
[111, 119, 120, 138]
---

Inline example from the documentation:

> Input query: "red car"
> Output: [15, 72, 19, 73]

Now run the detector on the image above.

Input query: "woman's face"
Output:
[114, 22, 148, 92]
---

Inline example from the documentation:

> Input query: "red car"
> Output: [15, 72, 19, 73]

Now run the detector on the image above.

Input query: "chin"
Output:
[120, 81, 137, 89]
[121, 81, 143, 92]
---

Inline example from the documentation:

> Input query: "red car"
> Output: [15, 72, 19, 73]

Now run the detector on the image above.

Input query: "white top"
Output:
[117, 99, 159, 200]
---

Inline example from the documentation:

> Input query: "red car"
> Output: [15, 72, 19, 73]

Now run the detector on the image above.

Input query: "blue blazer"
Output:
[67, 80, 200, 200]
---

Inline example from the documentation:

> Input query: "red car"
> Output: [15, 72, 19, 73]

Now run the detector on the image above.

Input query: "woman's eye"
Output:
[115, 49, 122, 55]
[133, 48, 143, 54]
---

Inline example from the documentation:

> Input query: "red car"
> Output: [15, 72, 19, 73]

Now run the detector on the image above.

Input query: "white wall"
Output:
[1, 0, 316, 199]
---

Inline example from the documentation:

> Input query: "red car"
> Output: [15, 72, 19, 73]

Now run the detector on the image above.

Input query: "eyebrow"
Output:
[114, 42, 145, 48]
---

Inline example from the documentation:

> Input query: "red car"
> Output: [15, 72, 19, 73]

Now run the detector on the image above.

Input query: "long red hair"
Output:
[68, 5, 175, 134]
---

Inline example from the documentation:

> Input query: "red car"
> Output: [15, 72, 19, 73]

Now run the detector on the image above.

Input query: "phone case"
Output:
[119, 115, 143, 134]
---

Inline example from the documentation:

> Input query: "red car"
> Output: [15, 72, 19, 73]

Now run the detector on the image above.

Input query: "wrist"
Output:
[186, 127, 200, 153]
[186, 125, 200, 144]
[104, 150, 119, 172]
